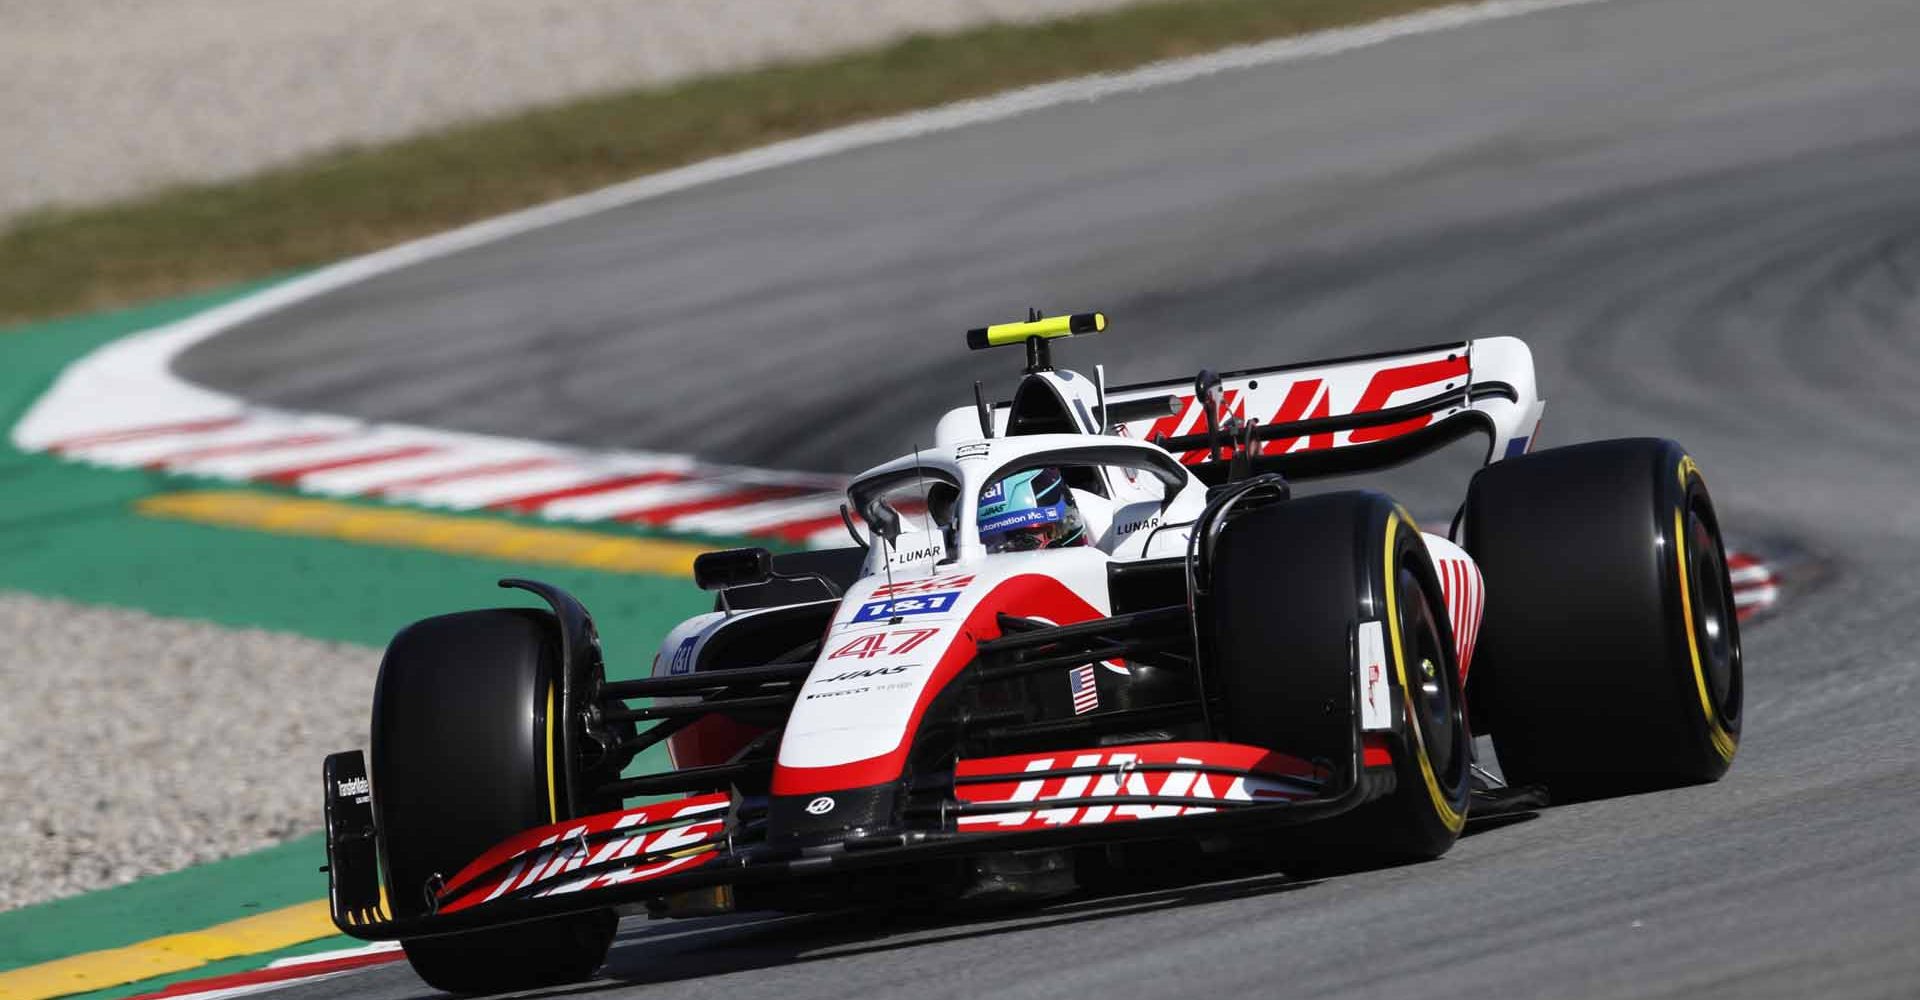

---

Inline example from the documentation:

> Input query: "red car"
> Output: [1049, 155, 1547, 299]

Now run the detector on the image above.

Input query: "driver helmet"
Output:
[978, 467, 1087, 553]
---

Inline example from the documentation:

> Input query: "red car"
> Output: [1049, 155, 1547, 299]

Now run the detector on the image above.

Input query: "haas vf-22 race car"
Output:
[322, 313, 1744, 993]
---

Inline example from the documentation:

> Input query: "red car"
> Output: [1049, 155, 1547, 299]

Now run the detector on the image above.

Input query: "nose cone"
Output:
[766, 783, 899, 846]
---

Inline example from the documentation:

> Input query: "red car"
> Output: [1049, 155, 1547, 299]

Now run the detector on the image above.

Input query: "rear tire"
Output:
[371, 609, 616, 994]
[1461, 438, 1742, 799]
[1210, 492, 1471, 863]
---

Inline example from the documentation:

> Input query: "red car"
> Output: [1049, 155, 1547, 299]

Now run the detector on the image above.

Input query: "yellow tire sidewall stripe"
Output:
[1672, 458, 1738, 762]
[1383, 510, 1466, 833]
[545, 682, 560, 824]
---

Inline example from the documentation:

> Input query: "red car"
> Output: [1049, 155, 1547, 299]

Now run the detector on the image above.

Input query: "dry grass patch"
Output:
[2, 0, 1463, 326]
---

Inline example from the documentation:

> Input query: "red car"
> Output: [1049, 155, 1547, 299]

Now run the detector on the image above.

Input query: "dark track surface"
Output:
[187, 0, 1920, 996]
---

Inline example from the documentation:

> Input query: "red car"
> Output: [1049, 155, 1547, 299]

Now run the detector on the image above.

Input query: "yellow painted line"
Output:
[137, 490, 710, 576]
[0, 900, 334, 1000]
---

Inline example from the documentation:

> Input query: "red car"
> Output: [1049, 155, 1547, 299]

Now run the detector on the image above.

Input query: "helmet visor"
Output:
[979, 468, 1079, 553]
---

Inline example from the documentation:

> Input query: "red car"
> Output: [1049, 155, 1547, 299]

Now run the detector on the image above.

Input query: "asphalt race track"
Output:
[181, 0, 1920, 996]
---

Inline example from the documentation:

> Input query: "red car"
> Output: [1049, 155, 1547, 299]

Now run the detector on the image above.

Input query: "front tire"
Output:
[371, 609, 616, 994]
[1461, 438, 1742, 799]
[1209, 492, 1471, 863]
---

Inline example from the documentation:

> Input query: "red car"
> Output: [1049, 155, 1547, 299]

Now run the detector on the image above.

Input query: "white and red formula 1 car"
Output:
[323, 313, 1744, 993]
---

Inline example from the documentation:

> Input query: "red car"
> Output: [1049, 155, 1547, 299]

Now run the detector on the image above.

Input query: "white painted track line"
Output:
[7, 0, 1620, 550]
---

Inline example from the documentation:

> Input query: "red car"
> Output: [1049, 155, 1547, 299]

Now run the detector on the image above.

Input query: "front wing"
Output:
[324, 735, 1377, 940]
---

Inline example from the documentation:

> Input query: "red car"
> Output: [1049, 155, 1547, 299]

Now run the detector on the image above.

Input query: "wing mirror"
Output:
[863, 497, 903, 546]
[1195, 369, 1228, 460]
[693, 547, 773, 591]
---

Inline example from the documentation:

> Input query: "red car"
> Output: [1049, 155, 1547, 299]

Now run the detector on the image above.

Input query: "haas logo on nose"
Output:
[805, 796, 836, 816]
[820, 666, 908, 683]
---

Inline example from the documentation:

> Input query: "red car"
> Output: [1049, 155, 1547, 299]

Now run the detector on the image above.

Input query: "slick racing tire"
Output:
[1210, 491, 1471, 862]
[371, 609, 616, 994]
[1460, 438, 1742, 799]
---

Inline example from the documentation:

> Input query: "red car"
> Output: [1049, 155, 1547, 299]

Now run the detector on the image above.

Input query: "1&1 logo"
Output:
[850, 592, 960, 622]
[668, 636, 698, 675]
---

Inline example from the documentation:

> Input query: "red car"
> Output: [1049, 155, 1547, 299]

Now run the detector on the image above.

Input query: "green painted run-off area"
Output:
[0, 284, 713, 991]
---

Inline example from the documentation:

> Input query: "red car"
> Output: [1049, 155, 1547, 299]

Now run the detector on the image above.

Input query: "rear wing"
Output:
[1104, 337, 1544, 483]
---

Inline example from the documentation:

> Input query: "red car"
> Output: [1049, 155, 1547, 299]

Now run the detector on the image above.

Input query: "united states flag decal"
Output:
[1069, 663, 1099, 715]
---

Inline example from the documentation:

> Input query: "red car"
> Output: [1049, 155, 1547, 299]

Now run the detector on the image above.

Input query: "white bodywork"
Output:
[656, 336, 1531, 791]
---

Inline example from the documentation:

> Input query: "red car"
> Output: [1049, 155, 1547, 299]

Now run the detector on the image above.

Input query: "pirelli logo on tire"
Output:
[1355, 620, 1393, 732]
